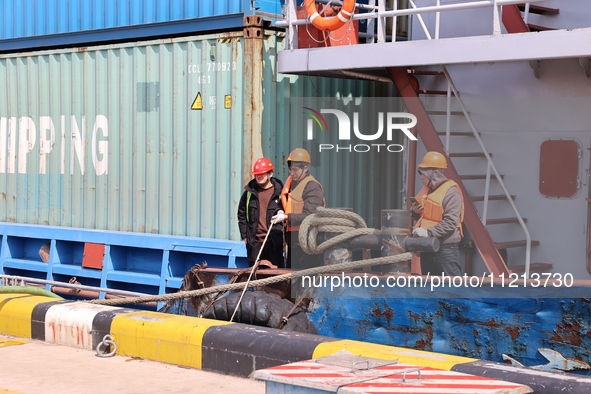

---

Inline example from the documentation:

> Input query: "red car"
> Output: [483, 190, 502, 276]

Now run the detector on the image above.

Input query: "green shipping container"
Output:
[0, 28, 399, 241]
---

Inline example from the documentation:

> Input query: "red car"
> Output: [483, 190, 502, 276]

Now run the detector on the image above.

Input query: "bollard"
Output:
[323, 208, 354, 266]
[381, 210, 413, 273]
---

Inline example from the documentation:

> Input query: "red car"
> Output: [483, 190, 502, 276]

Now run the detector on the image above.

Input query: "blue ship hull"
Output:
[307, 294, 591, 368]
[1, 223, 590, 372]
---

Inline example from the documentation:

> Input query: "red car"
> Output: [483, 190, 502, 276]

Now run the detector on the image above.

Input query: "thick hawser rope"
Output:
[85, 208, 412, 306]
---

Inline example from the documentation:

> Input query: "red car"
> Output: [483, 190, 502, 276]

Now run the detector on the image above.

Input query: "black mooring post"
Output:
[381, 209, 413, 274]
[323, 208, 354, 266]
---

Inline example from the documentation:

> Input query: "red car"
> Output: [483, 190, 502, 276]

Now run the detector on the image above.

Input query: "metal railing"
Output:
[279, 0, 540, 276]
[408, 6, 533, 277]
[278, 0, 549, 50]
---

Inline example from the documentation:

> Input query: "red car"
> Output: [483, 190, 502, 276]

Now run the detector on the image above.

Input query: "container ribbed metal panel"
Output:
[0, 30, 393, 241]
[0, 0, 250, 39]
[261, 36, 402, 229]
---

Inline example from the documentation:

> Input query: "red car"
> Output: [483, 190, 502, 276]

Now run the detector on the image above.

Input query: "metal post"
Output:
[381, 209, 412, 273]
[377, 0, 386, 43]
[435, 0, 441, 39]
[323, 208, 354, 265]
[493, 0, 502, 35]
[286, 0, 298, 49]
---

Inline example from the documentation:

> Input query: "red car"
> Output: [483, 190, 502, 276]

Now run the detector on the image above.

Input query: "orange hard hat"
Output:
[252, 157, 274, 175]
[418, 151, 447, 169]
[287, 148, 311, 164]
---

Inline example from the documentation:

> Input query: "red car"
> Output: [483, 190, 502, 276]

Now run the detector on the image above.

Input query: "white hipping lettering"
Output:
[70, 115, 85, 175]
[19, 117, 36, 174]
[92, 115, 108, 176]
[0, 115, 108, 176]
[39, 116, 55, 174]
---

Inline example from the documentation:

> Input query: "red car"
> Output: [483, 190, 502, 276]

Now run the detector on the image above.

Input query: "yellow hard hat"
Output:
[418, 151, 447, 169]
[287, 148, 311, 164]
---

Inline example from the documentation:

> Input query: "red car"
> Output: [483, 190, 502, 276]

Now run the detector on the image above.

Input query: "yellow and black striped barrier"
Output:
[1, 293, 590, 394]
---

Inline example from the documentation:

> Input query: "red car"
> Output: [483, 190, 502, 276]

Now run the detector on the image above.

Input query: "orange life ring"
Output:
[303, 0, 356, 32]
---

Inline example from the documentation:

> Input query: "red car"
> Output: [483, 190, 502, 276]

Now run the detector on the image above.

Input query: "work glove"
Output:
[271, 210, 287, 224]
[412, 227, 429, 238]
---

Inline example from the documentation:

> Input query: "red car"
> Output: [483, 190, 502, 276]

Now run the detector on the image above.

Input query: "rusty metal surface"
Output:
[307, 285, 591, 367]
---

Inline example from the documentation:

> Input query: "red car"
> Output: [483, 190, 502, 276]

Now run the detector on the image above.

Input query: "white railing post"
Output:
[408, 0, 432, 40]
[523, 3, 531, 24]
[286, 0, 298, 49]
[482, 161, 491, 225]
[392, 0, 398, 42]
[445, 82, 451, 152]
[367, 0, 377, 43]
[493, 0, 502, 35]
[435, 0, 441, 39]
[377, 0, 387, 43]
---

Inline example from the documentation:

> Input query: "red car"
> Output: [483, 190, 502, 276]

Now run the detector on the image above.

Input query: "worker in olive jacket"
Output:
[272, 148, 325, 270]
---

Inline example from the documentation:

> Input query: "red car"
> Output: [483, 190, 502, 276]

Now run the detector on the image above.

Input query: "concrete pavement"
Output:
[0, 334, 265, 394]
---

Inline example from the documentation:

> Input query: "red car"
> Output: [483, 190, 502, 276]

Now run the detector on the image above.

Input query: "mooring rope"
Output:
[84, 208, 411, 307]
[298, 207, 382, 254]
[230, 224, 274, 322]
[85, 252, 413, 306]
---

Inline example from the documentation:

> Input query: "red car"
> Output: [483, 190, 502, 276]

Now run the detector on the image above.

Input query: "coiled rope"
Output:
[299, 207, 382, 254]
[84, 208, 413, 307]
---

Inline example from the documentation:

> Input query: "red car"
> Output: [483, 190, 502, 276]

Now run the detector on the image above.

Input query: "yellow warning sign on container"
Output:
[224, 95, 232, 109]
[191, 92, 203, 110]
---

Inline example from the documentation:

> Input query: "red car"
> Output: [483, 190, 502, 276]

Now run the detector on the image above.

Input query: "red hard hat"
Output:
[252, 157, 274, 175]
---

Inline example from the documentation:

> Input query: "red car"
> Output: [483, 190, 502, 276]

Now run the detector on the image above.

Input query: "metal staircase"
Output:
[503, 3, 560, 33]
[388, 66, 554, 277]
[382, 2, 563, 278]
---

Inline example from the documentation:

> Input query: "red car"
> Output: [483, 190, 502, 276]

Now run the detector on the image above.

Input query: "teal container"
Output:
[0, 29, 397, 241]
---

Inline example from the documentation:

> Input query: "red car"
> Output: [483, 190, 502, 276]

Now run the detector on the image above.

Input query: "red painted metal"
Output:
[502, 5, 530, 33]
[408, 126, 421, 274]
[82, 243, 105, 269]
[386, 67, 510, 276]
[539, 139, 579, 198]
[254, 360, 533, 393]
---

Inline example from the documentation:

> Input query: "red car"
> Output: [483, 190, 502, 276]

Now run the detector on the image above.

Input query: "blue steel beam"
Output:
[0, 14, 246, 53]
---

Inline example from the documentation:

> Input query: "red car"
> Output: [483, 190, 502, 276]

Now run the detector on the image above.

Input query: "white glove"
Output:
[271, 210, 287, 224]
[412, 227, 429, 238]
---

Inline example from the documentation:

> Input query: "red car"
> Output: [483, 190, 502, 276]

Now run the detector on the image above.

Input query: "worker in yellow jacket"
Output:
[411, 151, 464, 276]
[272, 148, 325, 270]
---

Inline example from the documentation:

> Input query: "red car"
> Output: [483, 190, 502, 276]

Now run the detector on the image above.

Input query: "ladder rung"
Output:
[495, 240, 540, 249]
[426, 111, 464, 116]
[509, 263, 554, 273]
[517, 4, 560, 15]
[436, 132, 473, 136]
[407, 69, 444, 75]
[528, 24, 556, 31]
[449, 152, 487, 158]
[460, 174, 505, 180]
[486, 217, 527, 225]
[471, 195, 515, 201]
